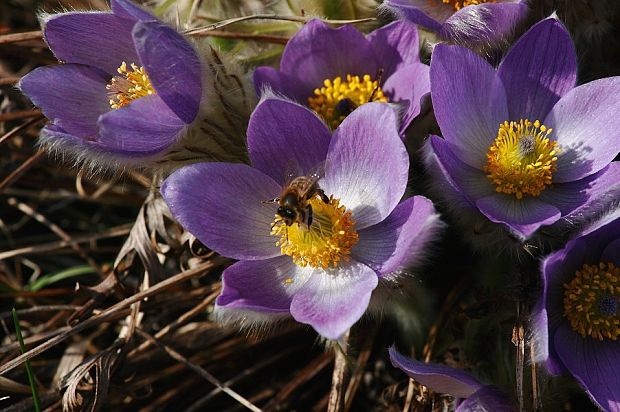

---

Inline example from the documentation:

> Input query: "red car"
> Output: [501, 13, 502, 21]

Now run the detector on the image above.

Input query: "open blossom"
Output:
[253, 19, 429, 133]
[532, 210, 620, 411]
[389, 347, 514, 411]
[424, 17, 620, 242]
[381, 0, 528, 50]
[19, 0, 201, 165]
[161, 97, 441, 339]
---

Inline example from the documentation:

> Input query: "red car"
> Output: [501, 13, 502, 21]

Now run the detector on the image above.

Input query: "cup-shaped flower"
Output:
[424, 17, 620, 242]
[161, 97, 442, 340]
[532, 210, 620, 411]
[18, 0, 202, 165]
[389, 347, 515, 411]
[381, 0, 528, 51]
[253, 19, 429, 133]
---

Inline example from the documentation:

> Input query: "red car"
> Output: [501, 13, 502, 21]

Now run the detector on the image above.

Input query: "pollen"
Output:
[563, 262, 620, 341]
[440, 0, 495, 11]
[307, 74, 388, 129]
[106, 62, 156, 109]
[484, 119, 559, 199]
[271, 196, 359, 269]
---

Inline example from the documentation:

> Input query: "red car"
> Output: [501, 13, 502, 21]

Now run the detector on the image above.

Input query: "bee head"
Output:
[277, 206, 297, 226]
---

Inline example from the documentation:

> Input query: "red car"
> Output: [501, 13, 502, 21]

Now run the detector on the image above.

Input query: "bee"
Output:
[266, 164, 330, 228]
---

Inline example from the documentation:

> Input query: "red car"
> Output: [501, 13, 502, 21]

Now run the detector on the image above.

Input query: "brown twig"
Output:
[344, 324, 377, 412]
[0, 260, 223, 376]
[0, 30, 43, 45]
[189, 30, 289, 44]
[0, 109, 42, 122]
[0, 76, 22, 86]
[0, 150, 45, 192]
[327, 330, 350, 412]
[0, 116, 44, 146]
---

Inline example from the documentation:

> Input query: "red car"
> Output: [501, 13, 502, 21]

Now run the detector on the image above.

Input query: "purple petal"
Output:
[457, 386, 515, 412]
[430, 44, 508, 169]
[97, 95, 184, 154]
[366, 20, 420, 79]
[253, 67, 310, 103]
[475, 194, 561, 239]
[161, 163, 282, 260]
[381, 0, 445, 31]
[541, 163, 620, 216]
[383, 62, 430, 130]
[280, 20, 377, 90]
[111, 0, 157, 21]
[353, 196, 441, 276]
[554, 323, 620, 412]
[19, 64, 109, 138]
[545, 77, 620, 183]
[388, 347, 482, 398]
[43, 12, 138, 75]
[429, 136, 496, 202]
[440, 2, 527, 48]
[322, 103, 408, 229]
[132, 20, 201, 124]
[497, 18, 576, 121]
[247, 97, 331, 184]
[216, 256, 307, 313]
[290, 260, 377, 339]
[602, 239, 620, 266]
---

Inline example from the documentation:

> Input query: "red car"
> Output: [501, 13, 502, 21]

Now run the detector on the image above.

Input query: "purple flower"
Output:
[532, 210, 620, 411]
[389, 347, 515, 411]
[253, 19, 429, 133]
[424, 17, 620, 241]
[19, 0, 201, 163]
[161, 97, 442, 339]
[381, 0, 528, 50]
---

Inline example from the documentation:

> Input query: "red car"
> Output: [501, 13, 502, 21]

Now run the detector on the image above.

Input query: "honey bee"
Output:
[266, 164, 330, 228]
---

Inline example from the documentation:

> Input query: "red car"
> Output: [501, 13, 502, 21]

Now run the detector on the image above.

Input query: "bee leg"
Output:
[317, 189, 329, 204]
[306, 204, 313, 227]
[262, 197, 280, 204]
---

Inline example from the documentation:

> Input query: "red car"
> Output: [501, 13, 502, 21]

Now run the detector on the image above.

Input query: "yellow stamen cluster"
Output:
[484, 119, 559, 199]
[307, 74, 388, 129]
[106, 62, 155, 109]
[563, 262, 620, 341]
[271, 196, 359, 269]
[441, 0, 495, 11]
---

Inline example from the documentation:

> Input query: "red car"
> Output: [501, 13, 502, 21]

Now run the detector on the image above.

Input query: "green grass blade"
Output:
[11, 308, 41, 412]
[27, 265, 96, 292]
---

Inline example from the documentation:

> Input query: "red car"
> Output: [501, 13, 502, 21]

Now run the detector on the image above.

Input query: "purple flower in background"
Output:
[424, 17, 620, 241]
[254, 19, 429, 132]
[389, 347, 515, 411]
[381, 0, 528, 50]
[19, 0, 201, 163]
[161, 97, 441, 339]
[532, 210, 620, 411]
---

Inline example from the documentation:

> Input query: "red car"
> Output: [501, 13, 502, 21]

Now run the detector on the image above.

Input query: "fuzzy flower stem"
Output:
[328, 329, 350, 412]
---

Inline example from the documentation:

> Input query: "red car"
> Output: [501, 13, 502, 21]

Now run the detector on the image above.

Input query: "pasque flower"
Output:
[253, 19, 429, 132]
[381, 0, 528, 51]
[389, 347, 514, 411]
[161, 97, 441, 339]
[533, 209, 620, 411]
[424, 17, 620, 241]
[19, 0, 201, 164]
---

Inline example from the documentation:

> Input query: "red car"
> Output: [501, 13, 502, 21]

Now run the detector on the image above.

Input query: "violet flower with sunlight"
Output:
[382, 0, 528, 50]
[424, 17, 620, 243]
[253, 19, 429, 132]
[19, 0, 201, 164]
[389, 347, 514, 411]
[161, 97, 441, 340]
[533, 209, 620, 411]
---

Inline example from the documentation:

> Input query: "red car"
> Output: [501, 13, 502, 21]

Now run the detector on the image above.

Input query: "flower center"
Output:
[563, 262, 620, 341]
[271, 196, 359, 269]
[106, 62, 156, 109]
[440, 0, 495, 11]
[484, 119, 559, 199]
[307, 74, 388, 129]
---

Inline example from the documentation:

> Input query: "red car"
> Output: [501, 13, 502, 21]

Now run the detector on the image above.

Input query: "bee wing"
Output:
[283, 159, 303, 186]
[306, 160, 326, 182]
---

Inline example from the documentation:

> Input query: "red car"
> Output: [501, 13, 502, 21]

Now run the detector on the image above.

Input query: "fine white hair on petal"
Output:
[213, 304, 292, 335]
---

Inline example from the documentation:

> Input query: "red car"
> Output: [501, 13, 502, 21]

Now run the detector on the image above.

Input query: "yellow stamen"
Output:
[440, 0, 495, 11]
[307, 74, 388, 129]
[271, 196, 359, 269]
[106, 62, 155, 109]
[563, 262, 620, 341]
[484, 119, 559, 199]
